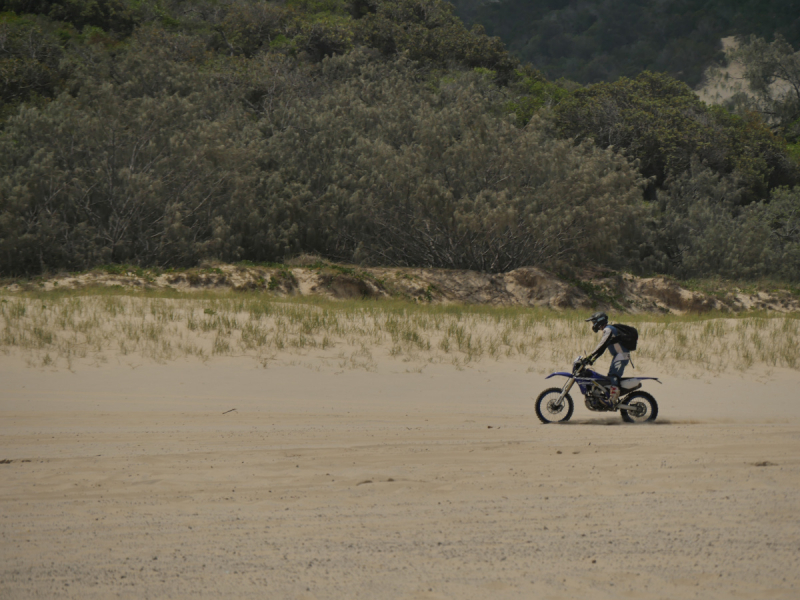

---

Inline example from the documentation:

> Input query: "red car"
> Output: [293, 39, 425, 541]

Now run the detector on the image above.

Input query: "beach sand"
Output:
[1, 354, 799, 599]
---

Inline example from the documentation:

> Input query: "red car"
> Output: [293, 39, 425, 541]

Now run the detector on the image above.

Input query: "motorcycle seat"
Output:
[620, 378, 642, 390]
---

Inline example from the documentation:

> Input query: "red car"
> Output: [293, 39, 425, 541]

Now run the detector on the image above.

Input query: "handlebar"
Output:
[573, 355, 595, 373]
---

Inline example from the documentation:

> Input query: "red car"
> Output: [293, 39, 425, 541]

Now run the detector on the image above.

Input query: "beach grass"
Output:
[1, 288, 798, 374]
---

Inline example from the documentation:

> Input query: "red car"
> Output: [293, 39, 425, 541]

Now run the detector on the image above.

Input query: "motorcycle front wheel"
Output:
[535, 387, 574, 424]
[620, 391, 658, 423]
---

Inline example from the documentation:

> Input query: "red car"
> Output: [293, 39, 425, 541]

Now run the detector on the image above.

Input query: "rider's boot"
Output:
[608, 386, 620, 408]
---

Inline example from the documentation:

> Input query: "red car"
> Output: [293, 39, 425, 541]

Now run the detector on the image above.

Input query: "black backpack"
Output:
[611, 323, 638, 351]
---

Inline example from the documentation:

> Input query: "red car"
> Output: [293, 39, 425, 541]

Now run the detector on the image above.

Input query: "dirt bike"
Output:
[535, 355, 661, 423]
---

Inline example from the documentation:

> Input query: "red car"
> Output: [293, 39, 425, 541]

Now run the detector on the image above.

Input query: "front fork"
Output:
[557, 377, 575, 406]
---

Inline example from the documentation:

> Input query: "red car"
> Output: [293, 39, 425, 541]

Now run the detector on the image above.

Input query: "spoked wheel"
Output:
[620, 391, 658, 423]
[535, 387, 574, 424]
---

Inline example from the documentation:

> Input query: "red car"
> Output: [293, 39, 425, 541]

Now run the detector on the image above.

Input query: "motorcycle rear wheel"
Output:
[535, 387, 574, 424]
[620, 391, 658, 423]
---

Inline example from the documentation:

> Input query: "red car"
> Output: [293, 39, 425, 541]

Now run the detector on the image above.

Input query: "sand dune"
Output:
[2, 352, 799, 599]
[9, 261, 800, 314]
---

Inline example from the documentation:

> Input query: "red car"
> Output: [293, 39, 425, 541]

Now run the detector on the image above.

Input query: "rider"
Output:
[585, 312, 630, 408]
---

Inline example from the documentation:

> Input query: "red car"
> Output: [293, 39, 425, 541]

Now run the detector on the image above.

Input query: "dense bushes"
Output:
[637, 168, 800, 280]
[351, 0, 517, 82]
[0, 45, 648, 274]
[553, 72, 798, 201]
[0, 0, 799, 282]
[0, 12, 67, 109]
[0, 59, 259, 272]
[257, 52, 646, 271]
[1, 0, 138, 33]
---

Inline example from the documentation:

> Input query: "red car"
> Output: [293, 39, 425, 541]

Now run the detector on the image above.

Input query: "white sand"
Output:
[2, 354, 799, 599]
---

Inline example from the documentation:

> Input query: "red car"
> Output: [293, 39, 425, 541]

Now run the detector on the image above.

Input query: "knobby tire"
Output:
[535, 387, 574, 424]
[620, 391, 658, 423]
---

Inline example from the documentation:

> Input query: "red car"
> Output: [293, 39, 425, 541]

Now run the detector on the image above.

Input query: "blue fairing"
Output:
[545, 372, 573, 379]
[546, 370, 605, 380]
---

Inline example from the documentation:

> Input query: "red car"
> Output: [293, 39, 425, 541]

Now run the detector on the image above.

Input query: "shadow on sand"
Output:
[557, 418, 701, 426]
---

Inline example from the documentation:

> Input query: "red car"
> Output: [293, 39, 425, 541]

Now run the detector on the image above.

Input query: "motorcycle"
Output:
[535, 355, 661, 423]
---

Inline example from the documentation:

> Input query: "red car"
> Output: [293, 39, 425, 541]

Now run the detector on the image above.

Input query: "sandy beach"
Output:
[2, 348, 799, 599]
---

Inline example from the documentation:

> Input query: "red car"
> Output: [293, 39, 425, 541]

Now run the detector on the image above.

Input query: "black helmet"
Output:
[585, 311, 608, 333]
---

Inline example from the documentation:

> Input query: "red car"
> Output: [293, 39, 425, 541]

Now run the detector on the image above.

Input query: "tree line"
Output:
[1, 0, 799, 281]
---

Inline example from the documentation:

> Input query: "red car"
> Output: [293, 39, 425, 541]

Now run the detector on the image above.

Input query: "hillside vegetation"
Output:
[1, 0, 799, 282]
[451, 0, 800, 88]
